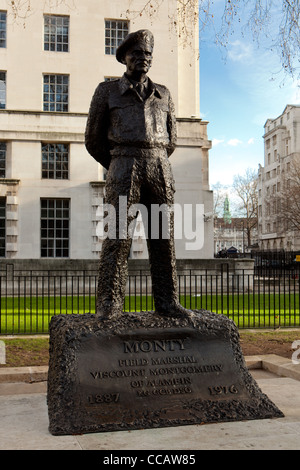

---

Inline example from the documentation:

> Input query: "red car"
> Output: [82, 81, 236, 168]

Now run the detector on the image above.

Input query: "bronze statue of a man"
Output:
[85, 29, 189, 318]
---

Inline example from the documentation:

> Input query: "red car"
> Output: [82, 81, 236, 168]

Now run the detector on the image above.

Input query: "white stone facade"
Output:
[0, 0, 213, 262]
[258, 104, 300, 250]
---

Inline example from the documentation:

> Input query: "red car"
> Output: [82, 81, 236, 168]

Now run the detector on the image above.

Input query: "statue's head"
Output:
[116, 29, 154, 77]
[116, 30, 154, 63]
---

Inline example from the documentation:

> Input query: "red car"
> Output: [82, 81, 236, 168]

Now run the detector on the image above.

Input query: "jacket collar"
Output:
[119, 74, 162, 98]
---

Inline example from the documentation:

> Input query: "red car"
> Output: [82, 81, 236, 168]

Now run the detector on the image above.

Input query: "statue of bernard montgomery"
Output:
[85, 29, 191, 319]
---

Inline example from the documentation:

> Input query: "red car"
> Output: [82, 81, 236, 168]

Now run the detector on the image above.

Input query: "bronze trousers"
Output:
[96, 153, 179, 315]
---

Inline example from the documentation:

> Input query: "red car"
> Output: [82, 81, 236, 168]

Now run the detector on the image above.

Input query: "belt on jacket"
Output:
[110, 146, 168, 159]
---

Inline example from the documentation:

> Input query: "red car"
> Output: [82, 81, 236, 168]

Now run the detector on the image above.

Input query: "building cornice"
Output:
[0, 178, 20, 185]
[0, 111, 211, 148]
[90, 181, 106, 188]
[0, 110, 206, 122]
[0, 109, 88, 117]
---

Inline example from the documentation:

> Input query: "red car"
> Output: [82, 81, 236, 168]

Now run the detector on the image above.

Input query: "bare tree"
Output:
[232, 168, 258, 248]
[7, 0, 76, 23]
[6, 0, 300, 80]
[215, 0, 300, 81]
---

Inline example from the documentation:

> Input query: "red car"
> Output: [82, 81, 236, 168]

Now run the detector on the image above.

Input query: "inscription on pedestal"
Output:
[47, 312, 284, 435]
[75, 328, 248, 426]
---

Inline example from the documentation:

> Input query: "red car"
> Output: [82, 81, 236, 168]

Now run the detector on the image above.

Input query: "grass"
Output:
[183, 292, 300, 328]
[1, 337, 50, 367]
[0, 292, 299, 334]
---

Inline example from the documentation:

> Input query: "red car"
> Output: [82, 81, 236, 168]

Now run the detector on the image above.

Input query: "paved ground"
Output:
[0, 356, 300, 451]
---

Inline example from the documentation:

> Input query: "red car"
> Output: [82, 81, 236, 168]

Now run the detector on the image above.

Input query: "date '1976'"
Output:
[208, 385, 238, 396]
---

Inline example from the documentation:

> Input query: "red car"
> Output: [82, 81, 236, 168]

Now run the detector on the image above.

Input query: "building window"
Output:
[105, 20, 129, 55]
[0, 11, 6, 48]
[41, 198, 70, 258]
[0, 197, 5, 257]
[0, 142, 6, 177]
[43, 74, 69, 112]
[0, 71, 6, 109]
[44, 15, 69, 52]
[42, 143, 69, 179]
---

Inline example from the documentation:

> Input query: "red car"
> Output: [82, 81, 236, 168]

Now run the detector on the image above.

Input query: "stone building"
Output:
[214, 218, 245, 255]
[0, 0, 213, 266]
[258, 105, 300, 251]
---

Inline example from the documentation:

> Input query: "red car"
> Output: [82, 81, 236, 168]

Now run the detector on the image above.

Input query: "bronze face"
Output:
[123, 42, 153, 80]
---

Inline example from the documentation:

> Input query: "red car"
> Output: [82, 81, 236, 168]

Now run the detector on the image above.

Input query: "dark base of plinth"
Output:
[47, 310, 283, 436]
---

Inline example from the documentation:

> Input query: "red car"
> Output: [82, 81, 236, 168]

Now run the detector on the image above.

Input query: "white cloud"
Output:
[227, 138, 242, 147]
[212, 138, 224, 147]
[248, 138, 255, 145]
[228, 40, 253, 63]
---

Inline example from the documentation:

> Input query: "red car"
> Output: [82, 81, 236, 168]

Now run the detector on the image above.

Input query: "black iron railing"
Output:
[0, 263, 300, 334]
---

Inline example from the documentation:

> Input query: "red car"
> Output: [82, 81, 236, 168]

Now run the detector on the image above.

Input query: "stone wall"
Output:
[0, 257, 254, 274]
[0, 258, 255, 296]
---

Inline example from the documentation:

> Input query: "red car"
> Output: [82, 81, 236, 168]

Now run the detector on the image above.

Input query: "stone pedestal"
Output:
[47, 310, 283, 436]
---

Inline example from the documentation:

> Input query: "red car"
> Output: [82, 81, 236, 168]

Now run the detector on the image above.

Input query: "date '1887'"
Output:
[87, 393, 120, 404]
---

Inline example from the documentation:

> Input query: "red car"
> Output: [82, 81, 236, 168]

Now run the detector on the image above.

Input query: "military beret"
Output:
[116, 29, 154, 63]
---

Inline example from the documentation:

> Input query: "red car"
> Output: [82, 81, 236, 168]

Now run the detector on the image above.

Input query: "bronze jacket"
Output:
[85, 74, 177, 170]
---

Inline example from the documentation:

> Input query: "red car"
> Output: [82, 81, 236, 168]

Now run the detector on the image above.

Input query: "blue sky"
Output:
[198, 4, 300, 188]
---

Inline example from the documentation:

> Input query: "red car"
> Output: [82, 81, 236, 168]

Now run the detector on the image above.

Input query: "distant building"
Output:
[0, 0, 213, 265]
[214, 217, 246, 255]
[214, 195, 258, 255]
[258, 105, 300, 251]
